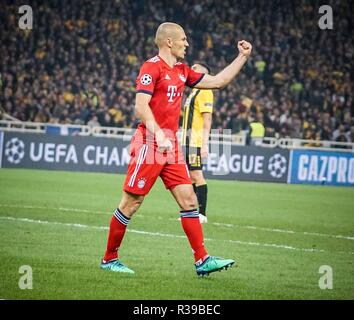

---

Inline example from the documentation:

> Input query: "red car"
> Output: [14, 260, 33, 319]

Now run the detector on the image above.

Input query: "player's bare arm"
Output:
[201, 112, 212, 158]
[195, 40, 252, 90]
[135, 92, 173, 151]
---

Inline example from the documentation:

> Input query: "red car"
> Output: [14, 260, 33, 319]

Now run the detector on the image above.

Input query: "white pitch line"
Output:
[211, 222, 354, 241]
[0, 204, 108, 215]
[1, 203, 354, 241]
[0, 216, 108, 230]
[1, 216, 353, 256]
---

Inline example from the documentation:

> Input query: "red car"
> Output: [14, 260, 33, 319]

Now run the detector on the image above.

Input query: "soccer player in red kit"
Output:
[101, 22, 252, 276]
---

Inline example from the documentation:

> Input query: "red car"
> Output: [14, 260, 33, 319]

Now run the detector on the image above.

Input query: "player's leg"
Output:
[118, 190, 145, 218]
[103, 191, 144, 260]
[187, 146, 208, 223]
[101, 140, 162, 273]
[165, 144, 235, 275]
[190, 169, 208, 223]
[170, 183, 209, 262]
[162, 157, 235, 276]
[170, 183, 235, 276]
[101, 191, 144, 273]
[162, 145, 209, 264]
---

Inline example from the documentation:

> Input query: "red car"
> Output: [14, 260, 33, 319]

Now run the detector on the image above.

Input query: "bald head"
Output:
[155, 22, 185, 48]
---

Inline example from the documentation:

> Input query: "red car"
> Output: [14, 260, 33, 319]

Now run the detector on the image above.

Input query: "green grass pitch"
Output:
[0, 168, 353, 299]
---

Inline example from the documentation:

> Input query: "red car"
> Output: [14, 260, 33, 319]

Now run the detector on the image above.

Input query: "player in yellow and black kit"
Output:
[181, 63, 213, 223]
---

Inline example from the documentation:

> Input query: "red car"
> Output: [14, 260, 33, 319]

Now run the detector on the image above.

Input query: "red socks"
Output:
[103, 208, 208, 265]
[180, 209, 208, 263]
[103, 208, 130, 262]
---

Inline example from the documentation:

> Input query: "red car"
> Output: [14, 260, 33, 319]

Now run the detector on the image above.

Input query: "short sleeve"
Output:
[136, 62, 160, 95]
[185, 65, 205, 88]
[198, 90, 214, 113]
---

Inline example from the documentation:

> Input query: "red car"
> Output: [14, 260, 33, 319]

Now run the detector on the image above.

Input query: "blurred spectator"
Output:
[346, 127, 354, 143]
[87, 115, 101, 128]
[249, 113, 265, 146]
[333, 124, 347, 141]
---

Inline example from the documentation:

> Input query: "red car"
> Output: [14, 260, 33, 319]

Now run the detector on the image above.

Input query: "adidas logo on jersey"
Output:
[165, 74, 171, 80]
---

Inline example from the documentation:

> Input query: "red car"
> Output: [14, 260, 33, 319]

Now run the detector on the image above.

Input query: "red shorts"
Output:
[123, 136, 192, 195]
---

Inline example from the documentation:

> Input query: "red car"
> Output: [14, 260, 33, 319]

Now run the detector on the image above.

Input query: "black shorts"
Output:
[185, 146, 203, 171]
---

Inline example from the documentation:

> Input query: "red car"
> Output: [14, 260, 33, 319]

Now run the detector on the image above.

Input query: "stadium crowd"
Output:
[0, 0, 353, 143]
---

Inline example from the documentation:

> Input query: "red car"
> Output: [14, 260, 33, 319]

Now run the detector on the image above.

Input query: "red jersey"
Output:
[135, 55, 204, 141]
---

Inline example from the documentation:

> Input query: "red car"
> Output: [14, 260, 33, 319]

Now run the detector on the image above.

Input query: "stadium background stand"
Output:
[0, 0, 353, 144]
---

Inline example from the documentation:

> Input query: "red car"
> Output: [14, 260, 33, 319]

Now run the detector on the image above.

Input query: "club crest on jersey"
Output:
[137, 178, 147, 189]
[140, 74, 152, 85]
[179, 74, 186, 83]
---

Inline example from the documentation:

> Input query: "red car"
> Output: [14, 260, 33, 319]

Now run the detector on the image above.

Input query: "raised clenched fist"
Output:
[237, 40, 252, 58]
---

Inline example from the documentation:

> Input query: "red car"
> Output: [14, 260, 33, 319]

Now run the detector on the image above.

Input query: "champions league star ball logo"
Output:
[268, 154, 287, 178]
[140, 74, 152, 85]
[5, 137, 25, 164]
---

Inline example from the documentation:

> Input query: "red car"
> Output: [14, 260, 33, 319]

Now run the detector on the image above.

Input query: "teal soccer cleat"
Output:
[195, 256, 235, 276]
[100, 259, 135, 274]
